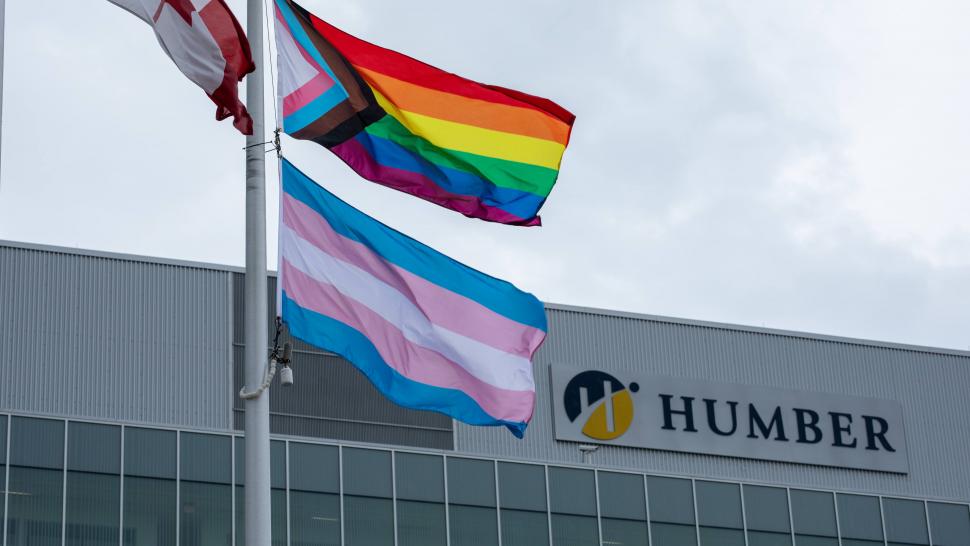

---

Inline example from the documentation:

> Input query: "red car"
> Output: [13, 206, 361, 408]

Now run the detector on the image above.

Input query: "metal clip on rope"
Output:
[239, 318, 285, 400]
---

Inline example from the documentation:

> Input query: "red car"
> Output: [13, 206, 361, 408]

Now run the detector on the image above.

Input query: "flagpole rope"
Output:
[262, 0, 282, 135]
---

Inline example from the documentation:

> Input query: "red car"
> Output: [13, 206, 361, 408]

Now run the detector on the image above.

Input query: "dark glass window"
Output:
[548, 467, 597, 546]
[289, 442, 340, 546]
[696, 481, 743, 546]
[837, 494, 883, 546]
[66, 422, 121, 546]
[648, 476, 697, 546]
[343, 447, 393, 546]
[498, 462, 549, 546]
[235, 438, 288, 546]
[180, 432, 232, 546]
[396, 452, 446, 546]
[790, 490, 838, 546]
[744, 485, 792, 546]
[928, 502, 970, 546]
[884, 498, 930, 546]
[599, 472, 648, 546]
[123, 427, 177, 546]
[447, 457, 498, 546]
[6, 416, 64, 546]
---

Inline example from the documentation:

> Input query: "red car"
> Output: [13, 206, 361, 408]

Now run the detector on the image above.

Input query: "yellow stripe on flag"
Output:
[371, 88, 567, 171]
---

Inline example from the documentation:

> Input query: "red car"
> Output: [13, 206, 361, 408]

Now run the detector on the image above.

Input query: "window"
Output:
[648, 476, 697, 546]
[696, 481, 744, 546]
[288, 442, 340, 546]
[448, 457, 499, 546]
[396, 452, 446, 546]
[548, 467, 598, 546]
[6, 417, 64, 546]
[66, 422, 121, 545]
[599, 472, 648, 546]
[343, 447, 393, 546]
[790, 490, 838, 546]
[884, 498, 930, 546]
[498, 462, 549, 546]
[927, 502, 970, 546]
[180, 432, 232, 546]
[123, 426, 177, 546]
[235, 438, 287, 546]
[744, 485, 792, 546]
[837, 494, 884, 546]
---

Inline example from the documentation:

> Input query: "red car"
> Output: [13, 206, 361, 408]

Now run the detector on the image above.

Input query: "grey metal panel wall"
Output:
[455, 306, 970, 503]
[231, 273, 453, 449]
[0, 243, 234, 430]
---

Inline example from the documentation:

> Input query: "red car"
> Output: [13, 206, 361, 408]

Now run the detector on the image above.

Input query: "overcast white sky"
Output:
[1, 1, 968, 351]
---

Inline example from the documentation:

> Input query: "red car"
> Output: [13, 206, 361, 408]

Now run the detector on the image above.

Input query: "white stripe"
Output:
[274, 12, 320, 97]
[154, 6, 226, 94]
[280, 224, 536, 392]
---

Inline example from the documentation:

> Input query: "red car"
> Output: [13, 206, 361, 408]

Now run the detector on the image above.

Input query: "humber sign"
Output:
[551, 365, 909, 473]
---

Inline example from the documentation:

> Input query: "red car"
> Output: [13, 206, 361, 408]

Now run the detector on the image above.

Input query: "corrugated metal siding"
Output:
[4, 241, 969, 501]
[0, 243, 233, 429]
[231, 273, 453, 449]
[455, 307, 970, 503]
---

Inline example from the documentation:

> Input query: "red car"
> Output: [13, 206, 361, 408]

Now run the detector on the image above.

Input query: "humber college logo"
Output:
[563, 371, 640, 440]
[551, 365, 910, 473]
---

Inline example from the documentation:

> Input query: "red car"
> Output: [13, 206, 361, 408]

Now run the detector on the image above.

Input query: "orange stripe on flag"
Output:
[356, 65, 571, 146]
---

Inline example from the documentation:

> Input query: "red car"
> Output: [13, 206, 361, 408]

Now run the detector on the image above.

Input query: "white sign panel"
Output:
[551, 365, 909, 473]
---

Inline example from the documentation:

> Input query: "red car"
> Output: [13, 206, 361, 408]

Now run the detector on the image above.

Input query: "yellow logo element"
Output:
[581, 388, 634, 440]
[563, 371, 639, 441]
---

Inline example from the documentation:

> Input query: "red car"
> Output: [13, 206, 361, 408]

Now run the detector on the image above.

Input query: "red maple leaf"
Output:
[153, 0, 196, 26]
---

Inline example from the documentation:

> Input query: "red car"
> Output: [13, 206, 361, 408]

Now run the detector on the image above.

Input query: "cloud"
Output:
[0, 0, 967, 350]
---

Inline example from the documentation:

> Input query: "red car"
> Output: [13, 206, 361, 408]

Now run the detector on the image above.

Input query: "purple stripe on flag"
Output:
[281, 192, 544, 356]
[281, 259, 536, 422]
[331, 136, 534, 225]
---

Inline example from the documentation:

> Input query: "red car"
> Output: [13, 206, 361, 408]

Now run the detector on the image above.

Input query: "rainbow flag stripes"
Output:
[278, 160, 547, 436]
[274, 0, 574, 225]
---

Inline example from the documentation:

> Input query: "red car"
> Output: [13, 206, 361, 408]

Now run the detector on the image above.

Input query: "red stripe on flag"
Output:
[298, 8, 574, 127]
[198, 0, 255, 134]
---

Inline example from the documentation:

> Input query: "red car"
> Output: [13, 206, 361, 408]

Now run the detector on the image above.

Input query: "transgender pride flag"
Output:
[277, 159, 547, 437]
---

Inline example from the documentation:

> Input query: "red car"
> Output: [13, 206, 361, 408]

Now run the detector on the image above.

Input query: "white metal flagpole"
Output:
[243, 0, 272, 544]
[0, 0, 6, 193]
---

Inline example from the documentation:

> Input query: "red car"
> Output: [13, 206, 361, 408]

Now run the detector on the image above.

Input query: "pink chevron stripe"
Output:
[281, 192, 545, 357]
[331, 137, 538, 226]
[283, 72, 336, 117]
[281, 259, 536, 422]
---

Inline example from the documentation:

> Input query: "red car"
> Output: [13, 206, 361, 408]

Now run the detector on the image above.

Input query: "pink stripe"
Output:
[283, 72, 336, 116]
[281, 193, 545, 357]
[331, 137, 541, 226]
[281, 260, 536, 422]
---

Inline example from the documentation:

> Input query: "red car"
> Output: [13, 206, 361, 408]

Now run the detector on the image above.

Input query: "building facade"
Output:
[1, 240, 968, 546]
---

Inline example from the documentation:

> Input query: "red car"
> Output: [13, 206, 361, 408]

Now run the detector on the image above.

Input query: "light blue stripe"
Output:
[283, 85, 348, 133]
[280, 159, 548, 332]
[275, 0, 347, 96]
[282, 293, 528, 437]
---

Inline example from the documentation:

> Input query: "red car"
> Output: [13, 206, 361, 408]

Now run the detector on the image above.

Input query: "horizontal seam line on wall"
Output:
[232, 408, 454, 433]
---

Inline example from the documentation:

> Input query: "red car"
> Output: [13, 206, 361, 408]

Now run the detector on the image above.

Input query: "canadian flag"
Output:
[109, 0, 256, 134]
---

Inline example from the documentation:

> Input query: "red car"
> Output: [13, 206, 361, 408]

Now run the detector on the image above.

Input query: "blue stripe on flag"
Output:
[283, 85, 349, 133]
[354, 131, 546, 220]
[282, 293, 528, 437]
[280, 159, 548, 332]
[275, 0, 347, 97]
